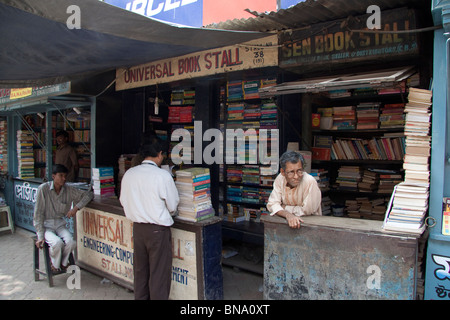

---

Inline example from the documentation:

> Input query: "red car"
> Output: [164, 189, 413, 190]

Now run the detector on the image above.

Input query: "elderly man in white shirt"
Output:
[120, 136, 179, 300]
[267, 150, 322, 229]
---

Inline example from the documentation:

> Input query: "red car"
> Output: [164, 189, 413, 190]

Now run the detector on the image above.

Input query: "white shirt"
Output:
[267, 172, 322, 216]
[119, 160, 179, 226]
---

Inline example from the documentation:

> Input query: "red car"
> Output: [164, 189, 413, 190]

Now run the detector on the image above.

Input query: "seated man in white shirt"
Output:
[267, 150, 322, 229]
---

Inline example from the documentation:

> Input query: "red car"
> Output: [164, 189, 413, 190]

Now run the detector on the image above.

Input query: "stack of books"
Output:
[170, 89, 195, 105]
[244, 104, 261, 120]
[403, 88, 432, 184]
[358, 169, 379, 193]
[383, 182, 429, 234]
[226, 203, 244, 222]
[17, 130, 35, 179]
[242, 186, 260, 204]
[335, 166, 361, 191]
[227, 103, 244, 121]
[332, 106, 356, 130]
[259, 189, 271, 204]
[243, 80, 260, 100]
[356, 102, 380, 129]
[226, 165, 242, 183]
[0, 120, 7, 172]
[379, 103, 405, 128]
[310, 169, 329, 192]
[226, 185, 242, 202]
[375, 169, 403, 194]
[321, 195, 332, 216]
[168, 106, 193, 123]
[242, 165, 259, 185]
[175, 167, 214, 222]
[227, 80, 243, 101]
[92, 167, 115, 198]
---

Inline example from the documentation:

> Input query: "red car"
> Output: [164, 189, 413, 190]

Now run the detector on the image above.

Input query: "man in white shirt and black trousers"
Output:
[120, 136, 179, 300]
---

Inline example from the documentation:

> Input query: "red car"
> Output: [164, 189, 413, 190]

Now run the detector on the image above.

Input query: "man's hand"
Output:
[35, 239, 45, 249]
[276, 210, 304, 229]
[66, 206, 79, 218]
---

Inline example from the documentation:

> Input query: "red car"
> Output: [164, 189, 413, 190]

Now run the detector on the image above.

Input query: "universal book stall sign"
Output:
[115, 35, 278, 90]
[279, 8, 419, 70]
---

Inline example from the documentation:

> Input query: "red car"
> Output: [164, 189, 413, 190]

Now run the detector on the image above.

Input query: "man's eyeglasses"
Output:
[285, 169, 304, 178]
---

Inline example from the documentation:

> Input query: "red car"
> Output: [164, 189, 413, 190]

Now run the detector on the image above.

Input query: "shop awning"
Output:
[0, 0, 270, 88]
[259, 66, 416, 97]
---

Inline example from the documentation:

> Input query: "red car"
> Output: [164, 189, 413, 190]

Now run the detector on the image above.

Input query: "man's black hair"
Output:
[52, 164, 69, 175]
[138, 135, 167, 158]
[55, 130, 69, 139]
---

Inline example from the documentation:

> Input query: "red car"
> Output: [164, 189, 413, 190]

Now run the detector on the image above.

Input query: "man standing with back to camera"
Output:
[120, 136, 179, 300]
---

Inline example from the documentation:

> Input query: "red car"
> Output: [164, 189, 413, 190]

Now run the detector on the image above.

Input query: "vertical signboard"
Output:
[13, 180, 40, 232]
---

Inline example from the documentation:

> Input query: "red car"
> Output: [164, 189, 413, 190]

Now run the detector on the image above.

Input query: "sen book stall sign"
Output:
[115, 35, 278, 91]
[279, 8, 419, 70]
[76, 207, 199, 298]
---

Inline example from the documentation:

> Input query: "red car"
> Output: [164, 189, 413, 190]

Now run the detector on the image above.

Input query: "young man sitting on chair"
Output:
[33, 164, 93, 272]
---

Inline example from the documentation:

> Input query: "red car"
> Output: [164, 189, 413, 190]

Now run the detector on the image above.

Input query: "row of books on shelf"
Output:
[226, 78, 276, 101]
[316, 102, 406, 130]
[225, 165, 277, 186]
[312, 135, 405, 161]
[326, 82, 407, 99]
[73, 130, 90, 143]
[382, 87, 433, 235]
[227, 102, 277, 121]
[168, 106, 194, 123]
[332, 166, 402, 194]
[171, 89, 195, 105]
[175, 167, 214, 222]
[226, 185, 272, 205]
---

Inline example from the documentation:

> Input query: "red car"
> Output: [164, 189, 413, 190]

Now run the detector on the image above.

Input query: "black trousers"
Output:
[133, 223, 172, 300]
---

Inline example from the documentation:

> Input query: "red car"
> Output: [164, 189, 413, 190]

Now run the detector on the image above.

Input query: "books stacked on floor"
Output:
[92, 167, 115, 198]
[379, 103, 405, 128]
[310, 168, 329, 192]
[175, 167, 214, 222]
[383, 182, 429, 234]
[334, 166, 361, 191]
[243, 80, 260, 100]
[332, 106, 356, 130]
[227, 80, 243, 101]
[358, 169, 379, 193]
[356, 102, 380, 129]
[17, 130, 35, 179]
[403, 88, 432, 184]
[0, 120, 7, 172]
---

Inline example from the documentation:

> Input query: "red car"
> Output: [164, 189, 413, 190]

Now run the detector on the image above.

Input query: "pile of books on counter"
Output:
[175, 167, 214, 222]
[92, 167, 115, 198]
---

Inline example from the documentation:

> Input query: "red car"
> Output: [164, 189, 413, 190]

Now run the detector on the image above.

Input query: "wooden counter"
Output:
[75, 198, 223, 300]
[262, 214, 420, 300]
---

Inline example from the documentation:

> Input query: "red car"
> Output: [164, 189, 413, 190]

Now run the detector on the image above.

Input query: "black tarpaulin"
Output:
[0, 0, 270, 88]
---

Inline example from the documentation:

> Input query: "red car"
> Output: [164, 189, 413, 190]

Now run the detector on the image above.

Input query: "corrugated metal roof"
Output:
[205, 0, 427, 32]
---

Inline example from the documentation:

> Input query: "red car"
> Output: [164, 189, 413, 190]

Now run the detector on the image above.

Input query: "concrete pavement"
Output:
[0, 228, 263, 300]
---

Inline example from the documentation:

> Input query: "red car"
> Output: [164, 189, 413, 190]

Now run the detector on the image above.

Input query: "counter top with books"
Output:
[262, 214, 421, 238]
[85, 197, 221, 227]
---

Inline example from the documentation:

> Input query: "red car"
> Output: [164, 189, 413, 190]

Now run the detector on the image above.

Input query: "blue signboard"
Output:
[105, 0, 203, 27]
